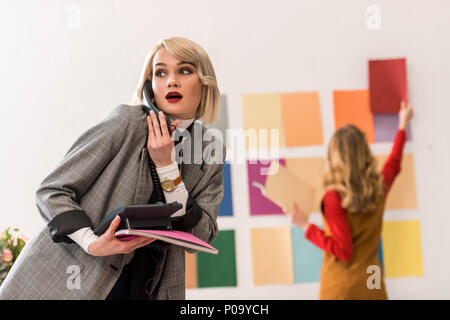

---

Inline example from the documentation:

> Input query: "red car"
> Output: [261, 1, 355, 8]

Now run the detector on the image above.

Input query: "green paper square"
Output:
[197, 230, 237, 288]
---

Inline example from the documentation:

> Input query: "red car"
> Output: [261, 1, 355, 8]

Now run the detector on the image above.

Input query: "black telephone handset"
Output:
[140, 80, 194, 238]
[142, 79, 176, 133]
[142, 79, 172, 207]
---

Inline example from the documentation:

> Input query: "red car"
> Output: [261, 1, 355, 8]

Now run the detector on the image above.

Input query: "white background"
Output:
[0, 0, 449, 299]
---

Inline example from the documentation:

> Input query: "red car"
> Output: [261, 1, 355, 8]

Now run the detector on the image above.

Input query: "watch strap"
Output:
[173, 174, 182, 187]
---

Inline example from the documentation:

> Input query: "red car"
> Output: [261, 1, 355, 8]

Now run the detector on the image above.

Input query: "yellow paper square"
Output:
[251, 226, 294, 286]
[381, 220, 424, 278]
[281, 92, 324, 147]
[376, 154, 418, 209]
[242, 93, 285, 149]
[285, 157, 326, 213]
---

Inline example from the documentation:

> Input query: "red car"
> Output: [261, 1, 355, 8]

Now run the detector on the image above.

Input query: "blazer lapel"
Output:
[182, 163, 204, 194]
[179, 121, 205, 195]
[133, 147, 154, 204]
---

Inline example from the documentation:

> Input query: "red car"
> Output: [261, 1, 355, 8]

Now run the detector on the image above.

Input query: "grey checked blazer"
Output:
[0, 104, 225, 300]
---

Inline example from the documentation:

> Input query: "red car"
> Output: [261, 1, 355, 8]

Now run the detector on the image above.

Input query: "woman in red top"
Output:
[286, 101, 413, 299]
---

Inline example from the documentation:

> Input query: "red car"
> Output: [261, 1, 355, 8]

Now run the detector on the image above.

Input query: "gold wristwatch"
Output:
[160, 174, 183, 192]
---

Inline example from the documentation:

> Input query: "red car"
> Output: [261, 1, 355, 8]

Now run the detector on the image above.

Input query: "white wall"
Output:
[0, 0, 449, 299]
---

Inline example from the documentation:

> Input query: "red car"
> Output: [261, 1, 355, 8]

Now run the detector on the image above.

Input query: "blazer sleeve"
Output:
[35, 104, 130, 243]
[178, 143, 226, 253]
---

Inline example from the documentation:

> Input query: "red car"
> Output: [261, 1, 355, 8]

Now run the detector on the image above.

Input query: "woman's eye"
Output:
[155, 70, 166, 77]
[180, 68, 193, 75]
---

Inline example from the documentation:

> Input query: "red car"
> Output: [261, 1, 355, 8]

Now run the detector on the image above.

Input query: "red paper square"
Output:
[369, 58, 408, 114]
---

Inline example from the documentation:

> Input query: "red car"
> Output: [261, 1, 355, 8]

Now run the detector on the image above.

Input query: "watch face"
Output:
[162, 180, 175, 191]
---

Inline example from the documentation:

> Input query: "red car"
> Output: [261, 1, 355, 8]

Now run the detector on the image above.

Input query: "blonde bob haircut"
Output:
[323, 125, 385, 214]
[131, 37, 220, 124]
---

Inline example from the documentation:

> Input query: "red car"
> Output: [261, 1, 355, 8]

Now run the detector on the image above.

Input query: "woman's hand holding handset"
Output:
[87, 216, 155, 257]
[146, 110, 179, 168]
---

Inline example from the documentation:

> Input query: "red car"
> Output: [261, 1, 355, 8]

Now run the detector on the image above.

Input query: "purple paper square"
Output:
[374, 114, 411, 142]
[247, 159, 286, 216]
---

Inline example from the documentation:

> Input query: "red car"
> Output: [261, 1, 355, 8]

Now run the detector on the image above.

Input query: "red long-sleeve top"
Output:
[304, 129, 407, 261]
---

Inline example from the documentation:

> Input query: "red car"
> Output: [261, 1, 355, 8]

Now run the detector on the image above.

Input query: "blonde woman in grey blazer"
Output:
[0, 37, 225, 300]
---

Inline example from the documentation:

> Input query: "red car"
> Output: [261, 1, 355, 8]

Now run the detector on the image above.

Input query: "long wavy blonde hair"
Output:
[323, 125, 384, 213]
[131, 37, 220, 124]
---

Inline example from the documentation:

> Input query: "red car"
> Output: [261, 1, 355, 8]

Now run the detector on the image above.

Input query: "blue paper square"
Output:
[219, 162, 233, 216]
[291, 226, 323, 283]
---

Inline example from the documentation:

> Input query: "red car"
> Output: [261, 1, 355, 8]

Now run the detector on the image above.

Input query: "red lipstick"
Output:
[165, 91, 183, 103]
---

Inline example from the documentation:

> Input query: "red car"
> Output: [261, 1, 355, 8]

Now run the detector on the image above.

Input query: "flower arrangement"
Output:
[0, 228, 28, 286]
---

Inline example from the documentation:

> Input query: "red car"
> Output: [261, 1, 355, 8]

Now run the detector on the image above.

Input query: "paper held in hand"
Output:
[261, 161, 316, 217]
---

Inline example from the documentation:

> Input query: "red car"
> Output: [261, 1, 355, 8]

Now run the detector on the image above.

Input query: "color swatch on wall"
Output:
[186, 230, 237, 288]
[219, 162, 233, 216]
[242, 92, 323, 149]
[369, 58, 408, 114]
[251, 226, 294, 286]
[291, 226, 323, 283]
[333, 89, 375, 143]
[374, 114, 412, 142]
[381, 220, 424, 278]
[281, 92, 323, 147]
[242, 93, 285, 150]
[376, 154, 417, 209]
[247, 159, 286, 215]
[378, 237, 385, 275]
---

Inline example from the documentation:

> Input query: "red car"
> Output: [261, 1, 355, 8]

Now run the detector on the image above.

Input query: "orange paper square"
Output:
[185, 252, 198, 289]
[333, 89, 375, 143]
[281, 92, 323, 147]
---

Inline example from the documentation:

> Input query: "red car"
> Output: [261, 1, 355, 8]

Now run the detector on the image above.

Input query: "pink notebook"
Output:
[115, 229, 218, 255]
